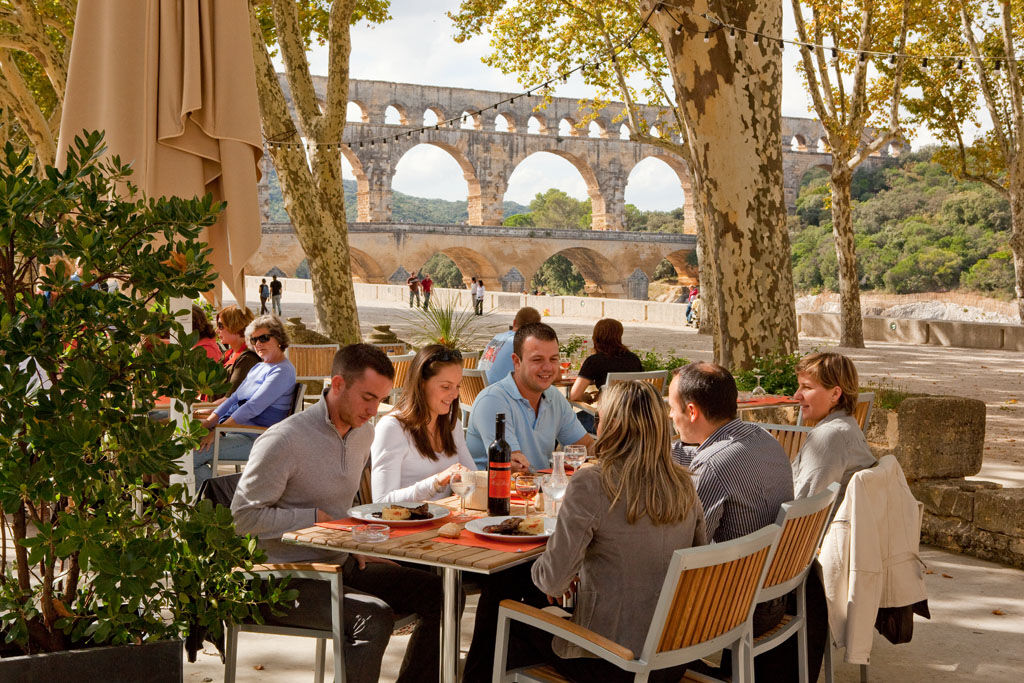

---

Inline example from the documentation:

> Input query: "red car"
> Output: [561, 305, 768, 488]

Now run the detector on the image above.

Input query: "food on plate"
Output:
[482, 516, 546, 536]
[437, 522, 462, 538]
[375, 503, 432, 521]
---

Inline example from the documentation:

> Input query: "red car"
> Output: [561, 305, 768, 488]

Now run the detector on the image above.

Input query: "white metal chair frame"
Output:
[751, 483, 841, 683]
[211, 382, 305, 476]
[493, 524, 782, 683]
[225, 562, 345, 683]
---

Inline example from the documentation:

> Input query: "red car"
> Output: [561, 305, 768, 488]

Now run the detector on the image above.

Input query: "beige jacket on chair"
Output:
[819, 455, 928, 665]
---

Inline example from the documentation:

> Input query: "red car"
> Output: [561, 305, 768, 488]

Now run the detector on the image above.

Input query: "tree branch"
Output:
[269, 0, 322, 135]
[961, 5, 1011, 161]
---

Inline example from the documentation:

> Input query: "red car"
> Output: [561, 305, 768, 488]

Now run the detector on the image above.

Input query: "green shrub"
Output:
[638, 349, 690, 372]
[734, 349, 803, 396]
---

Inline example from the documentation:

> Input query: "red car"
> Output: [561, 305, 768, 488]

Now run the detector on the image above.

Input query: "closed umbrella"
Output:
[56, 0, 263, 306]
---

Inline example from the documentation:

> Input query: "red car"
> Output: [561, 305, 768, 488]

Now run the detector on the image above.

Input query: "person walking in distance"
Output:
[407, 272, 421, 308]
[258, 279, 270, 315]
[474, 277, 485, 315]
[269, 275, 283, 316]
[420, 273, 433, 310]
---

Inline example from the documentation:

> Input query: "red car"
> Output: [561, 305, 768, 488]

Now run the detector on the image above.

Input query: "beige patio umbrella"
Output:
[56, 0, 263, 306]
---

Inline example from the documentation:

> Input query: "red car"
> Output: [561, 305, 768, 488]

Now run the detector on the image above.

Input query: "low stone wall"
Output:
[799, 311, 1022, 352]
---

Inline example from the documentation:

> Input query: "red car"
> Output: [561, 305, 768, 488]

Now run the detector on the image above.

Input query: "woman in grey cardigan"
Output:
[791, 352, 877, 502]
[465, 380, 707, 682]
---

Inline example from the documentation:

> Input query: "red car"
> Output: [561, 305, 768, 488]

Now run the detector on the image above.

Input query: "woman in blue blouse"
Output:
[193, 314, 296, 486]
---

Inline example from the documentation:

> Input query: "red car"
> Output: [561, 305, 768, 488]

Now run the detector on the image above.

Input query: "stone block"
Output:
[646, 302, 684, 325]
[975, 489, 1024, 536]
[562, 297, 604, 319]
[890, 396, 986, 479]
[603, 299, 645, 323]
[492, 293, 521, 311]
[909, 480, 976, 520]
[798, 312, 840, 339]
[1002, 325, 1024, 351]
[927, 320, 1004, 350]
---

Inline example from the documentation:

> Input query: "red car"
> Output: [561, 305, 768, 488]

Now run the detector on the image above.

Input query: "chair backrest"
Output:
[290, 382, 306, 415]
[286, 344, 340, 381]
[462, 350, 481, 369]
[389, 352, 416, 393]
[760, 483, 840, 601]
[605, 370, 669, 395]
[460, 368, 489, 407]
[198, 473, 242, 508]
[640, 525, 781, 665]
[764, 423, 815, 461]
[799, 393, 874, 432]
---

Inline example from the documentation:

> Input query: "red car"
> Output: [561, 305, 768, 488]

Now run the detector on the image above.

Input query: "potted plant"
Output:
[0, 133, 289, 679]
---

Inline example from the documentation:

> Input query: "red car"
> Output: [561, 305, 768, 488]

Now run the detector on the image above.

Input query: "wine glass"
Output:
[450, 471, 475, 515]
[515, 475, 539, 516]
[559, 355, 571, 376]
[750, 370, 768, 398]
[539, 473, 568, 516]
[564, 444, 587, 471]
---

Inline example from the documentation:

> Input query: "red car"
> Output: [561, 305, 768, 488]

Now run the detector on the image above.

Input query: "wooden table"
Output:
[282, 497, 544, 683]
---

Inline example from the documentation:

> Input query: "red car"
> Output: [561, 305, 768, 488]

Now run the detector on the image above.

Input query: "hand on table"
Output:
[510, 452, 531, 473]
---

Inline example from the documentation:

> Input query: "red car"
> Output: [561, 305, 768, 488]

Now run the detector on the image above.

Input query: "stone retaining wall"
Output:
[799, 311, 1022, 352]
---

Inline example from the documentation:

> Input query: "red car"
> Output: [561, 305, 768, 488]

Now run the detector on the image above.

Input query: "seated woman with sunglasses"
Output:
[371, 345, 476, 503]
[193, 315, 296, 487]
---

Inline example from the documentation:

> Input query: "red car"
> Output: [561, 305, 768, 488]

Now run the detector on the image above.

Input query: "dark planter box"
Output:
[0, 639, 182, 682]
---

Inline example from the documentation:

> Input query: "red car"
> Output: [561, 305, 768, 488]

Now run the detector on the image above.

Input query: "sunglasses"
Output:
[250, 333, 274, 344]
[427, 348, 463, 364]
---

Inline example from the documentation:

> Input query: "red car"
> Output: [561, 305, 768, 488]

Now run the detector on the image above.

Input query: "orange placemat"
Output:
[317, 516, 448, 537]
[433, 529, 547, 553]
[737, 396, 799, 407]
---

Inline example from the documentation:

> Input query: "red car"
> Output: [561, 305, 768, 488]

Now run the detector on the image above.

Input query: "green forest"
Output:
[267, 149, 1016, 298]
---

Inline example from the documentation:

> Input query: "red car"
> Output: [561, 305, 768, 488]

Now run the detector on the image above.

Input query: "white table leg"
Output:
[441, 567, 461, 683]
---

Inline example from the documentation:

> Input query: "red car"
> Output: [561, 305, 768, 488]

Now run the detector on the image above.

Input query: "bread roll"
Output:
[438, 522, 462, 539]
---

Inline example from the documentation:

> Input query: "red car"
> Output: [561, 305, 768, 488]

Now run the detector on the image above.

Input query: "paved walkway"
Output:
[183, 547, 1024, 682]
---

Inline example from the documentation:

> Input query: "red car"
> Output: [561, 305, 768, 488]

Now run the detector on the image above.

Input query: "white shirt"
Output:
[475, 283, 485, 300]
[370, 414, 477, 503]
[470, 282, 479, 297]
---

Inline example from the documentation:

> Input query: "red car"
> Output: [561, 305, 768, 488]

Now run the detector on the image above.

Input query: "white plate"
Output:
[347, 502, 451, 526]
[465, 516, 556, 542]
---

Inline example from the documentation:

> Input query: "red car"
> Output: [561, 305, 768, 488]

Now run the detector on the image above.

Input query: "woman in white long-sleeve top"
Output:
[371, 345, 476, 503]
[791, 352, 877, 502]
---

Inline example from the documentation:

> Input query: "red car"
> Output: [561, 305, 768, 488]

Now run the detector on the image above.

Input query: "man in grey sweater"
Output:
[231, 344, 441, 683]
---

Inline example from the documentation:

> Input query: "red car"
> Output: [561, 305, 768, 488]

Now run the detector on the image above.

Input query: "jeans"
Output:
[685, 300, 693, 322]
[193, 431, 258, 488]
[409, 290, 420, 308]
[422, 290, 430, 309]
[474, 297, 483, 315]
[259, 556, 442, 683]
[259, 296, 268, 314]
[271, 294, 282, 316]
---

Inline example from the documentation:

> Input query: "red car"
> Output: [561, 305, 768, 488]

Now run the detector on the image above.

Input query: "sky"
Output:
[300, 1, 891, 211]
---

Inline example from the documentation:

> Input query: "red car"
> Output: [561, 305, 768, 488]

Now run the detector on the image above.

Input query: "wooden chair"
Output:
[494, 524, 782, 683]
[752, 483, 841, 683]
[388, 352, 416, 404]
[461, 350, 481, 369]
[287, 344, 339, 382]
[211, 382, 305, 477]
[459, 368, 489, 428]
[799, 393, 874, 433]
[605, 370, 669, 396]
[764, 423, 816, 462]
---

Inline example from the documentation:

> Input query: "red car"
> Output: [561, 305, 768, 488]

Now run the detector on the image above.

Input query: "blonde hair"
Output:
[795, 352, 859, 415]
[216, 305, 254, 336]
[596, 381, 698, 525]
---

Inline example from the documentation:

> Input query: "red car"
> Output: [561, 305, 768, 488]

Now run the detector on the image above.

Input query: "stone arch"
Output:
[340, 145, 375, 222]
[619, 123, 631, 140]
[588, 118, 610, 139]
[422, 106, 446, 126]
[459, 110, 482, 130]
[626, 153, 697, 234]
[549, 246, 624, 298]
[493, 111, 517, 133]
[434, 246, 499, 286]
[350, 247, 387, 283]
[791, 134, 808, 152]
[391, 142, 485, 223]
[507, 149, 608, 230]
[384, 104, 409, 125]
[817, 137, 830, 153]
[347, 101, 368, 123]
[663, 248, 699, 285]
[527, 115, 548, 135]
[557, 117, 579, 137]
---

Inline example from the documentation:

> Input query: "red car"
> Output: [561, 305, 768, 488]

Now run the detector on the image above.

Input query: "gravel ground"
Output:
[254, 291, 1024, 488]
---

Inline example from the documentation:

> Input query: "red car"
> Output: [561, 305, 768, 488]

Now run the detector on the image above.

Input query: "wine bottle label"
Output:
[488, 462, 511, 498]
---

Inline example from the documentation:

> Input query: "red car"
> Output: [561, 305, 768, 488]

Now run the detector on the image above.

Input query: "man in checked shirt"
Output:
[667, 361, 795, 677]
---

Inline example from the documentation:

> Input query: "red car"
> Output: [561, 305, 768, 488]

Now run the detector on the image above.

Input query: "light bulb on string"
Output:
[890, 54, 898, 65]
[956, 59, 965, 76]
[995, 59, 1002, 71]
[753, 33, 760, 45]
[922, 57, 929, 68]
[859, 52, 867, 64]
[674, 25, 682, 36]
[704, 31, 710, 43]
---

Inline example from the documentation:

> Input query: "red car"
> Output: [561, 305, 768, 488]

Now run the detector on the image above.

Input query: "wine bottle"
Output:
[487, 413, 511, 516]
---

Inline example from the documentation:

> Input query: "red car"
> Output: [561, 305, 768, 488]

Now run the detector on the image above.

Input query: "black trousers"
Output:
[259, 556, 441, 683]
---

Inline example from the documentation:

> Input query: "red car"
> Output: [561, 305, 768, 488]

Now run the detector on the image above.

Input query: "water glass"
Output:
[450, 471, 475, 515]
[539, 474, 568, 516]
[564, 445, 587, 471]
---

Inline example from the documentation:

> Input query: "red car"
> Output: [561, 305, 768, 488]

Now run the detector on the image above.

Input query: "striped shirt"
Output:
[672, 419, 793, 542]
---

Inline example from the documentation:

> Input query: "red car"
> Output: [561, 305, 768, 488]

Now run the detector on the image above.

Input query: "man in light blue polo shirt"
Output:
[467, 322, 593, 471]
[478, 306, 541, 384]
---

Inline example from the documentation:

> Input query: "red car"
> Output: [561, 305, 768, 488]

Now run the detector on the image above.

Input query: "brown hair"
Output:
[394, 345, 463, 461]
[512, 306, 541, 329]
[672, 362, 738, 422]
[596, 381, 699, 525]
[591, 318, 629, 356]
[192, 306, 216, 340]
[512, 322, 558, 358]
[216, 305, 254, 336]
[795, 352, 859, 415]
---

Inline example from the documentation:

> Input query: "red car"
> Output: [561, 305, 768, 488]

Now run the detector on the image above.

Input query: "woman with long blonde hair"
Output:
[464, 381, 706, 682]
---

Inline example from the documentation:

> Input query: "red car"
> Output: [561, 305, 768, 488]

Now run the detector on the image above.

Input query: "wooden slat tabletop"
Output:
[281, 497, 547, 574]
